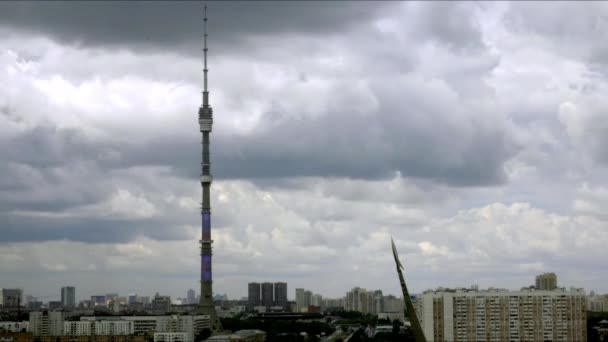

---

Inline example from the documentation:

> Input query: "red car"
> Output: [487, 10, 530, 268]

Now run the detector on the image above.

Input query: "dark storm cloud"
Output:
[0, 213, 192, 243]
[408, 2, 485, 52]
[105, 104, 515, 187]
[0, 1, 395, 54]
[0, 105, 513, 190]
[3, 125, 96, 168]
[212, 111, 513, 186]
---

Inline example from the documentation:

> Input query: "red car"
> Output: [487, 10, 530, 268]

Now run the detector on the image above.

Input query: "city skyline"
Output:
[1, 272, 588, 306]
[2, 1, 608, 300]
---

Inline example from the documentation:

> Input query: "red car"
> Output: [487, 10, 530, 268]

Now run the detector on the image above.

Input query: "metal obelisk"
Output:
[391, 237, 426, 342]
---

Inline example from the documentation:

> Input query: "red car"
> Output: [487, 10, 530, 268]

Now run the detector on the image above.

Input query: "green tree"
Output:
[391, 320, 401, 335]
[194, 328, 211, 342]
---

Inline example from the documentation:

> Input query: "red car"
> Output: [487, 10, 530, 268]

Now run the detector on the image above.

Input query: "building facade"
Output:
[261, 283, 273, 308]
[61, 287, 76, 308]
[588, 293, 608, 312]
[64, 322, 93, 336]
[322, 298, 345, 310]
[29, 311, 64, 336]
[273, 283, 287, 309]
[311, 294, 322, 308]
[38, 336, 145, 342]
[414, 288, 587, 342]
[94, 321, 133, 336]
[0, 289, 23, 308]
[154, 333, 190, 342]
[345, 287, 364, 312]
[0, 322, 29, 333]
[152, 296, 171, 314]
[247, 283, 261, 308]
[186, 290, 196, 306]
[71, 315, 210, 341]
[295, 289, 305, 313]
[536, 273, 558, 291]
[303, 291, 312, 310]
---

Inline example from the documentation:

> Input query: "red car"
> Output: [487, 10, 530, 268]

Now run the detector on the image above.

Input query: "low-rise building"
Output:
[64, 322, 93, 336]
[81, 317, 155, 335]
[0, 322, 28, 333]
[38, 336, 145, 342]
[94, 321, 133, 335]
[79, 315, 209, 339]
[154, 333, 190, 342]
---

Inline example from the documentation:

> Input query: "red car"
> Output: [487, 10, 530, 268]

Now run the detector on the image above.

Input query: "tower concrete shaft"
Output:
[197, 5, 221, 332]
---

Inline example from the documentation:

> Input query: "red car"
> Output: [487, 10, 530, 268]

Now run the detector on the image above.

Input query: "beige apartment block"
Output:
[414, 287, 586, 342]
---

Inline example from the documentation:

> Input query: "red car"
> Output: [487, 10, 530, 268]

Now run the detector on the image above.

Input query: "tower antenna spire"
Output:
[202, 4, 209, 106]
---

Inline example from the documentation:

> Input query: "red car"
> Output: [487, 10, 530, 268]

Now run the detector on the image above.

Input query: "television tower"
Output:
[197, 5, 221, 331]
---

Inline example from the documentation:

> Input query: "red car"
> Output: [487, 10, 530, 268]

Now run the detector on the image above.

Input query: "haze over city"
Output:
[2, 1, 608, 304]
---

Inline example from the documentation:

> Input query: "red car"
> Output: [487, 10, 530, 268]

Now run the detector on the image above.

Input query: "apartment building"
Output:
[414, 287, 586, 342]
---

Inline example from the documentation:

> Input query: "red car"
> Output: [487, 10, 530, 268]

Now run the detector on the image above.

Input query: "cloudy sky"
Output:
[1, 1, 608, 302]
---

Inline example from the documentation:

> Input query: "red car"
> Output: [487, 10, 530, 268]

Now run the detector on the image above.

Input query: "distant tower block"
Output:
[197, 6, 221, 332]
[535, 272, 558, 290]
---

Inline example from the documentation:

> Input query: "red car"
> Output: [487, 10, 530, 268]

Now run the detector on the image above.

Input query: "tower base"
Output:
[197, 303, 222, 333]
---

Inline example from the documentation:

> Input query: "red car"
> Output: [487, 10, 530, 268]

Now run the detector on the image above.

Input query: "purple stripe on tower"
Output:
[202, 255, 212, 282]
[202, 211, 211, 240]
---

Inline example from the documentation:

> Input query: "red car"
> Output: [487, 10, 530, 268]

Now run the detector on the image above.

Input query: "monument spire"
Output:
[197, 4, 221, 332]
[391, 237, 426, 342]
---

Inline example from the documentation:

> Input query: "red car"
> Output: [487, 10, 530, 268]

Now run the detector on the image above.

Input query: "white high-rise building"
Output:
[312, 294, 323, 307]
[322, 297, 345, 310]
[345, 287, 386, 314]
[382, 295, 403, 313]
[588, 293, 608, 312]
[295, 288, 305, 312]
[303, 291, 313, 309]
[186, 290, 196, 305]
[345, 287, 364, 312]
[414, 287, 587, 342]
